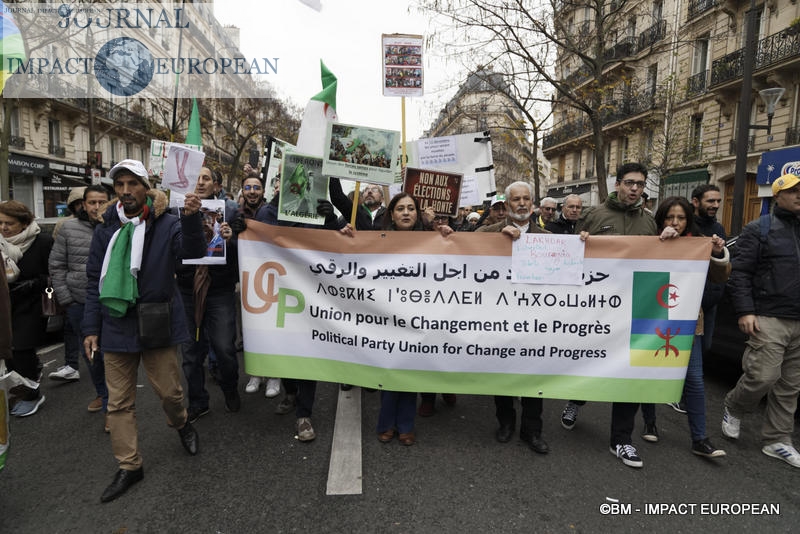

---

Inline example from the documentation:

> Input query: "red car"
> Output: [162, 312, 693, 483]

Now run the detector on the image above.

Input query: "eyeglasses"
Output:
[243, 185, 262, 191]
[621, 180, 646, 189]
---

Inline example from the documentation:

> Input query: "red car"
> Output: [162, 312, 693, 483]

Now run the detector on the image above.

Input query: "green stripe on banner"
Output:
[244, 352, 685, 403]
[632, 271, 669, 320]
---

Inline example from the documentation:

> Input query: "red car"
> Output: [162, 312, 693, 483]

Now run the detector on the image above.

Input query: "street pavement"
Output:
[1, 343, 797, 533]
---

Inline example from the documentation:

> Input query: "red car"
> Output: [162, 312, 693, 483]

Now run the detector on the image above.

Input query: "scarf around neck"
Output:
[1, 220, 40, 283]
[99, 198, 151, 317]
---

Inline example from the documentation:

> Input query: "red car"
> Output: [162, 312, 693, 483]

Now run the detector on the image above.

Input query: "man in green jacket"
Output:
[561, 162, 657, 469]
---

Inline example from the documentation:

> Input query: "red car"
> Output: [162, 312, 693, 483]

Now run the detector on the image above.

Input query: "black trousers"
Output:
[494, 396, 543, 435]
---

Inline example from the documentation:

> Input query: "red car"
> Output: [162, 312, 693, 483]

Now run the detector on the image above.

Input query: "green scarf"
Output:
[99, 199, 151, 317]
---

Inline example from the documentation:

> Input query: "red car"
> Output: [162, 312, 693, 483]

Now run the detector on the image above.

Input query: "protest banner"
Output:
[239, 224, 712, 403]
[403, 167, 463, 217]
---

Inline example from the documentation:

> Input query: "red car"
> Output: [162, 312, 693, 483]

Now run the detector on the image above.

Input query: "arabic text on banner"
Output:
[238, 225, 711, 403]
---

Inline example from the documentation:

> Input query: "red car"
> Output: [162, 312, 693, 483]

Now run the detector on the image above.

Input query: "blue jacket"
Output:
[83, 189, 206, 352]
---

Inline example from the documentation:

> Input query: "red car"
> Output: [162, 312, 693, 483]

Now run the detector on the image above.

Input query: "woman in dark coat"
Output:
[0, 200, 53, 416]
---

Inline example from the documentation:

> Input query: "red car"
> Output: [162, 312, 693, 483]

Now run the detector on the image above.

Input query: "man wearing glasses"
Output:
[536, 197, 558, 229]
[562, 162, 657, 469]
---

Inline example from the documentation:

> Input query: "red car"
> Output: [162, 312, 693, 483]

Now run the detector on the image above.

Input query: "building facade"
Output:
[543, 0, 800, 232]
[1, 1, 257, 217]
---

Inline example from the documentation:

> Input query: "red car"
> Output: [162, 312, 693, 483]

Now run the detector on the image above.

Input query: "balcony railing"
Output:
[711, 30, 800, 87]
[49, 144, 66, 157]
[638, 19, 666, 50]
[786, 126, 800, 146]
[687, 0, 717, 20]
[686, 70, 708, 98]
[565, 65, 593, 88]
[603, 36, 637, 61]
[543, 93, 663, 150]
[9, 135, 25, 149]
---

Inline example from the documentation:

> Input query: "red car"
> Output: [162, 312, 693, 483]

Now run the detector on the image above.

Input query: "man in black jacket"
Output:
[721, 174, 800, 468]
[545, 194, 582, 235]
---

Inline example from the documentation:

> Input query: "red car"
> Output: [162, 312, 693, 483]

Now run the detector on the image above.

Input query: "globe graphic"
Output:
[94, 37, 154, 97]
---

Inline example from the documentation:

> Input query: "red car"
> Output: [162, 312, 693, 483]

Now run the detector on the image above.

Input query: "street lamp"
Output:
[730, 0, 785, 235]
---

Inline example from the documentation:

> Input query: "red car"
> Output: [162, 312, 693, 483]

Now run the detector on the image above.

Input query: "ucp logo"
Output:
[241, 261, 304, 327]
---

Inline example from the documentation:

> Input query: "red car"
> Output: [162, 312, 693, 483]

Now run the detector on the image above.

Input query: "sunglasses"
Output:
[243, 185, 262, 191]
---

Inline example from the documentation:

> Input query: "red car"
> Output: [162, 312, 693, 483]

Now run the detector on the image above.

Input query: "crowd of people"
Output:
[2, 158, 799, 503]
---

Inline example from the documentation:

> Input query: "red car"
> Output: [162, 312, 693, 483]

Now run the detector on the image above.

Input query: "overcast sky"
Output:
[215, 0, 454, 140]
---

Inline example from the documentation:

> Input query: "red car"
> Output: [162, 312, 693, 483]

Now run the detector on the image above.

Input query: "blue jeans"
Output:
[377, 391, 417, 434]
[66, 303, 108, 409]
[180, 290, 239, 410]
[684, 335, 707, 442]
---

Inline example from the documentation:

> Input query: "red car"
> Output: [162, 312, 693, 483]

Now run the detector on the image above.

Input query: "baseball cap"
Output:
[490, 194, 506, 207]
[772, 174, 800, 196]
[109, 159, 150, 189]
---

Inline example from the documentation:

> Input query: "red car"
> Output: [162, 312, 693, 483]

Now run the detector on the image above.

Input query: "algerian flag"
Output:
[295, 60, 338, 157]
[1, 3, 26, 94]
[628, 271, 704, 368]
[186, 98, 202, 146]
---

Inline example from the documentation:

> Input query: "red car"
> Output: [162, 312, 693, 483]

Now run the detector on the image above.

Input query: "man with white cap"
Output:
[722, 173, 800, 468]
[82, 159, 206, 501]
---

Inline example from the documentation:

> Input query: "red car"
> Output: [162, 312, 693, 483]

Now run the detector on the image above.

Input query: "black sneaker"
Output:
[641, 423, 659, 443]
[692, 438, 726, 458]
[187, 406, 209, 424]
[224, 390, 241, 413]
[561, 401, 580, 430]
[610, 443, 643, 468]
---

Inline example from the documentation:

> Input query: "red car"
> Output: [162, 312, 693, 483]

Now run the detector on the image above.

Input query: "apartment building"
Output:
[542, 0, 800, 232]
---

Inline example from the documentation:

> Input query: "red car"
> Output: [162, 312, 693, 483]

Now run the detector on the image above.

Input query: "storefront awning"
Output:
[757, 146, 800, 186]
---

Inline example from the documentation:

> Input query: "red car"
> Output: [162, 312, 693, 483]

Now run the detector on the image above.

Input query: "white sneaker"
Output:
[762, 442, 800, 468]
[610, 443, 643, 468]
[245, 376, 262, 394]
[48, 365, 79, 381]
[265, 378, 281, 398]
[721, 406, 740, 439]
[296, 417, 316, 442]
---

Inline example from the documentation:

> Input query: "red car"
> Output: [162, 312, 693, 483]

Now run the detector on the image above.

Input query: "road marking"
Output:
[326, 386, 362, 495]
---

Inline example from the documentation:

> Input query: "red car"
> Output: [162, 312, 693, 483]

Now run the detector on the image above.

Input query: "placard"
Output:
[322, 122, 401, 185]
[403, 167, 463, 217]
[382, 34, 424, 97]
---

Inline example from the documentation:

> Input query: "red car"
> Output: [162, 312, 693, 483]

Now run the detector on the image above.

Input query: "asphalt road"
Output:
[1, 344, 797, 533]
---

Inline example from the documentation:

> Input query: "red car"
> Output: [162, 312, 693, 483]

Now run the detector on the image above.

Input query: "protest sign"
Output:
[382, 34, 424, 97]
[148, 140, 201, 179]
[278, 152, 328, 225]
[264, 136, 295, 202]
[239, 225, 712, 403]
[403, 167, 463, 217]
[512, 234, 586, 286]
[323, 123, 401, 185]
[168, 194, 227, 265]
[162, 145, 205, 194]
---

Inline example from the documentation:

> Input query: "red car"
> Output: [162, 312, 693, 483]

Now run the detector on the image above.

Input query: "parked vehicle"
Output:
[705, 235, 745, 381]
